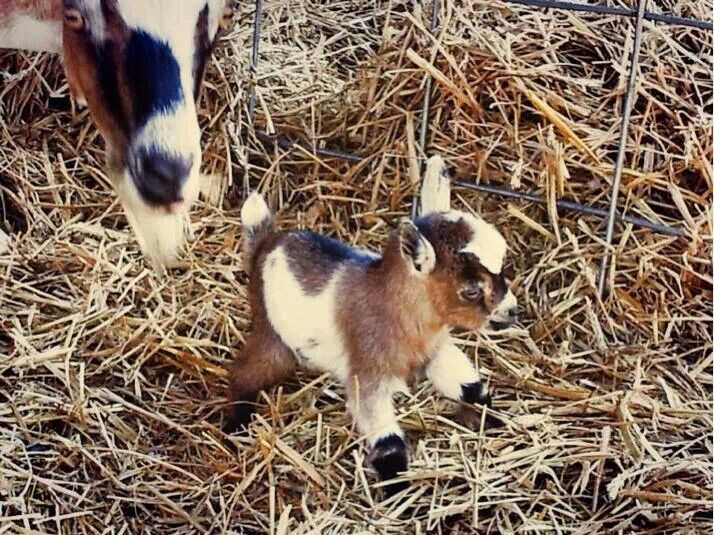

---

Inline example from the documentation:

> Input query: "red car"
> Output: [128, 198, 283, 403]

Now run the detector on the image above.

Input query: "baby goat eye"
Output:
[459, 285, 482, 302]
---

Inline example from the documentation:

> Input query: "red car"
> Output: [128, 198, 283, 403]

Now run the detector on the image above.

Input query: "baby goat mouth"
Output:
[489, 317, 517, 330]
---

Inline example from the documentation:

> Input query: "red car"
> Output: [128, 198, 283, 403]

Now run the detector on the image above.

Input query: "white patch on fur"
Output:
[0, 228, 10, 254]
[241, 192, 271, 228]
[112, 167, 188, 267]
[404, 222, 436, 275]
[419, 155, 451, 215]
[426, 335, 480, 400]
[262, 247, 350, 383]
[489, 289, 518, 324]
[445, 211, 507, 274]
[116, 0, 225, 70]
[351, 377, 407, 446]
[0, 14, 61, 52]
[82, 0, 106, 43]
[414, 233, 436, 274]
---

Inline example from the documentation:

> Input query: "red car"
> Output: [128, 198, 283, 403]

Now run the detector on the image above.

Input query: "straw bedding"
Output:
[0, 1, 711, 532]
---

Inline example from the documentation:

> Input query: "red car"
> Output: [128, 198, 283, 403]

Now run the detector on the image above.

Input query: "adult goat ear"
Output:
[418, 154, 451, 216]
[397, 220, 436, 275]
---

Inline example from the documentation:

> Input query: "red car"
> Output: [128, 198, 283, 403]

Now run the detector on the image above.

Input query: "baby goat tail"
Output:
[241, 192, 274, 272]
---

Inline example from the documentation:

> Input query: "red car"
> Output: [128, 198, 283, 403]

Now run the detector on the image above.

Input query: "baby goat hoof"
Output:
[370, 435, 409, 497]
[224, 402, 255, 434]
[461, 381, 491, 407]
[459, 382, 503, 429]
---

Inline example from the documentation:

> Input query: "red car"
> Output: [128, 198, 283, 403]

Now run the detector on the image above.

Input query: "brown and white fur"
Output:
[0, 0, 233, 265]
[227, 156, 519, 496]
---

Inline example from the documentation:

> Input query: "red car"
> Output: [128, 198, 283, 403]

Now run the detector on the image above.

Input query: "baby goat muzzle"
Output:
[487, 289, 519, 330]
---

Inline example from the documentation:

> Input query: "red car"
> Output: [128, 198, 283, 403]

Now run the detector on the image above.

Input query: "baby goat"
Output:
[227, 156, 518, 496]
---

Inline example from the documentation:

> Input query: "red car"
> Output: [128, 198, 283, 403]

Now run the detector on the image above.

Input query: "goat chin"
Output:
[111, 169, 198, 268]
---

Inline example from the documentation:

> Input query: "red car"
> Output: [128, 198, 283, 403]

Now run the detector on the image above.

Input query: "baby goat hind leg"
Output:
[426, 340, 491, 408]
[226, 330, 295, 432]
[348, 378, 409, 497]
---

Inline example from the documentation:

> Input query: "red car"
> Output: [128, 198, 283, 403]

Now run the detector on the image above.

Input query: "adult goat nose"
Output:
[134, 148, 192, 206]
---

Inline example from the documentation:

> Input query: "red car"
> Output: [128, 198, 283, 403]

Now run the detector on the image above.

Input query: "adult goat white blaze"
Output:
[0, 0, 233, 265]
[228, 155, 520, 497]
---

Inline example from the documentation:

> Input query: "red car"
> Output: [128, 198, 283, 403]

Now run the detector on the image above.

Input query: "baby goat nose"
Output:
[133, 148, 193, 206]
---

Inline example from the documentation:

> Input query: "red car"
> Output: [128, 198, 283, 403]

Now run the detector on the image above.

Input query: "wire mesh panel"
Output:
[243, 0, 712, 297]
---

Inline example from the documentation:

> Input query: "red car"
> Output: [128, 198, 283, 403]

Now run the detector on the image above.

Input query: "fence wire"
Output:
[244, 0, 713, 298]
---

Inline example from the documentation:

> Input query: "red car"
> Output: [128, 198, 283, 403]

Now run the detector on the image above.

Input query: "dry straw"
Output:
[1, 0, 712, 532]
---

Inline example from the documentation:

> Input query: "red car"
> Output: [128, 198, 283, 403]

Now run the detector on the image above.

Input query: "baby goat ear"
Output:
[418, 155, 451, 216]
[398, 221, 436, 275]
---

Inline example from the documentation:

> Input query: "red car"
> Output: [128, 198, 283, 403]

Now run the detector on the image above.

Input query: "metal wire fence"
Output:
[243, 0, 713, 299]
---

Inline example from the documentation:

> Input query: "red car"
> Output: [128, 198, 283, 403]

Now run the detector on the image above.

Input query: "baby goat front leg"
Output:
[426, 339, 491, 408]
[348, 377, 408, 497]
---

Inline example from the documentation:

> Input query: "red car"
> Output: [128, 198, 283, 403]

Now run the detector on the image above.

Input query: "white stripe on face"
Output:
[444, 211, 508, 274]
[489, 288, 518, 323]
[115, 0, 219, 206]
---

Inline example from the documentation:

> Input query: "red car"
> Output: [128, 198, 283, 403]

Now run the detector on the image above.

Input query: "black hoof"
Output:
[461, 381, 491, 406]
[483, 410, 503, 429]
[370, 434, 409, 498]
[223, 401, 255, 434]
[383, 479, 409, 499]
[459, 382, 504, 429]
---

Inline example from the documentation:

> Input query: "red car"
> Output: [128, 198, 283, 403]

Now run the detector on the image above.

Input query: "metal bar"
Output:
[645, 12, 713, 30]
[255, 131, 364, 162]
[596, 0, 648, 297]
[242, 0, 693, 244]
[252, 127, 688, 237]
[247, 0, 263, 123]
[412, 0, 440, 219]
[243, 0, 263, 195]
[501, 0, 713, 31]
[417, 0, 440, 153]
[452, 180, 686, 237]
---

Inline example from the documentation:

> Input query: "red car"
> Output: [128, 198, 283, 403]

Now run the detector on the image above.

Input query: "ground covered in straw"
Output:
[1, 1, 712, 532]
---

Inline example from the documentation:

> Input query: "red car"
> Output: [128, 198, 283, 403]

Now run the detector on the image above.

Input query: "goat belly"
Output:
[262, 245, 350, 382]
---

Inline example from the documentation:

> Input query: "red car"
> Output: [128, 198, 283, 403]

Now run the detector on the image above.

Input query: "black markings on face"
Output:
[128, 145, 193, 205]
[124, 30, 184, 130]
[494, 274, 508, 302]
[460, 254, 508, 308]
